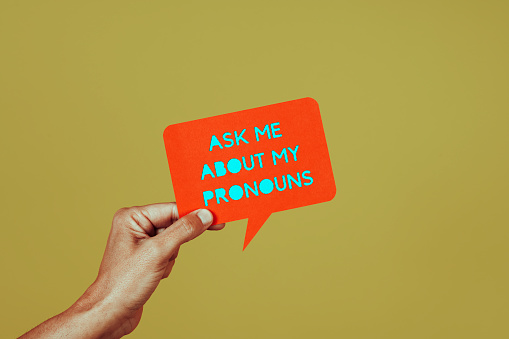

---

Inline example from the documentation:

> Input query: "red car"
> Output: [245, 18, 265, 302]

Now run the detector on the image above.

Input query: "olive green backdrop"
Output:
[1, 1, 508, 338]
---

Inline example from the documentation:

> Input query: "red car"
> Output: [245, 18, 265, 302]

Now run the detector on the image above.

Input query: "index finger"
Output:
[138, 202, 180, 229]
[139, 202, 225, 232]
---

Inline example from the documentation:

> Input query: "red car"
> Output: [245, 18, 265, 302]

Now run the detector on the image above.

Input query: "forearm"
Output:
[20, 285, 125, 339]
[19, 204, 215, 338]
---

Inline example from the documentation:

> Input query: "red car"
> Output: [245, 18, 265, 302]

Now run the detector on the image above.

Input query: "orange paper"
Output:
[163, 98, 336, 249]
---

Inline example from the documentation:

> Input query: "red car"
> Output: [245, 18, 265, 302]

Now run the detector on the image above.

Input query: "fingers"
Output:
[113, 203, 179, 236]
[162, 260, 175, 279]
[156, 209, 213, 249]
[136, 203, 180, 228]
[161, 247, 179, 279]
[208, 223, 226, 231]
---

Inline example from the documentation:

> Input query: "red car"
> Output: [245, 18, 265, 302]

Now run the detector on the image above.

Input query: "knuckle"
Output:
[177, 217, 197, 238]
[129, 207, 152, 229]
[112, 207, 129, 225]
[113, 206, 153, 234]
[172, 249, 180, 261]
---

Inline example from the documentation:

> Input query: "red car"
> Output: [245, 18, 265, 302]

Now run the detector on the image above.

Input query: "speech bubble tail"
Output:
[243, 214, 271, 250]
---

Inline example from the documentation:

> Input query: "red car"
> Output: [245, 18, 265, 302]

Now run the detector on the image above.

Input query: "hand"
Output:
[20, 203, 224, 339]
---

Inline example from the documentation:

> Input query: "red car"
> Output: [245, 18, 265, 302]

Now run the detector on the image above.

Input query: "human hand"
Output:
[20, 203, 224, 339]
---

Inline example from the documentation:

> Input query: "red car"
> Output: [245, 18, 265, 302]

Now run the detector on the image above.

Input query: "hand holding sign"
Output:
[163, 98, 336, 249]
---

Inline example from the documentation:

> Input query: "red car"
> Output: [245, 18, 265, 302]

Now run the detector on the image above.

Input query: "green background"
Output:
[1, 1, 508, 338]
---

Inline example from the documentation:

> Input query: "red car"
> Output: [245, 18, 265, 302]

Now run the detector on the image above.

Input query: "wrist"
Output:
[66, 283, 127, 339]
[20, 283, 124, 339]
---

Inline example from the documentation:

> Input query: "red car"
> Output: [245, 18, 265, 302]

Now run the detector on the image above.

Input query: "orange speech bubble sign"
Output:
[163, 98, 336, 249]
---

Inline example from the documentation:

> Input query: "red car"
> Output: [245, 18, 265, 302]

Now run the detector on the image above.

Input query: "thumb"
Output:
[156, 209, 214, 250]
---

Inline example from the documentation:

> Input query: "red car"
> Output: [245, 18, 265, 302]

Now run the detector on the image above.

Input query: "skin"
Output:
[20, 202, 225, 339]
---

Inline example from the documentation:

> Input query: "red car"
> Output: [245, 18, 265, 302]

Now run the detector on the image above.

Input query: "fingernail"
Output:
[197, 209, 213, 226]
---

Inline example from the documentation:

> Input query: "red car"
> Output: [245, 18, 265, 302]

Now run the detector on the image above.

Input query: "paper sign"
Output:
[163, 98, 336, 249]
